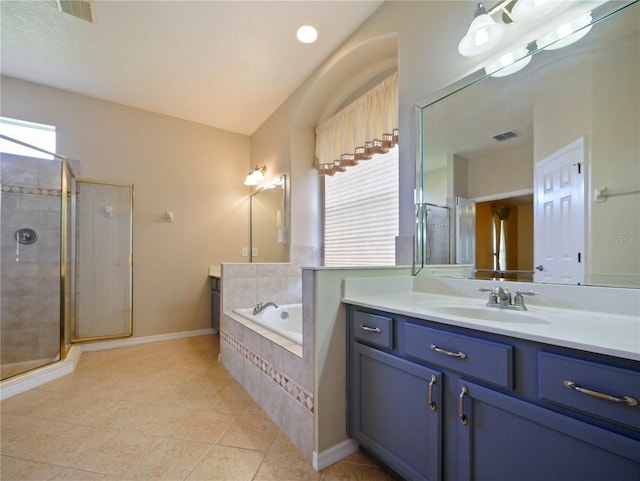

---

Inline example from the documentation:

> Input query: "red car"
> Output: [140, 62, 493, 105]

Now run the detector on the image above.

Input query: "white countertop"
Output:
[343, 277, 640, 362]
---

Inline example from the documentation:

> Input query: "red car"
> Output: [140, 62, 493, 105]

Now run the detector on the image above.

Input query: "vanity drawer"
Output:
[403, 322, 513, 389]
[353, 311, 393, 350]
[538, 352, 640, 431]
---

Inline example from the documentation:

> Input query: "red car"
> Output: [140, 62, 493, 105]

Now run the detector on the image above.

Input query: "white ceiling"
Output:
[1, 0, 383, 135]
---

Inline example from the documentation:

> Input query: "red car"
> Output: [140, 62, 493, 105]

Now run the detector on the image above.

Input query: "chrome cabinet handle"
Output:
[563, 380, 639, 407]
[359, 324, 381, 334]
[430, 344, 467, 359]
[428, 374, 437, 411]
[459, 385, 469, 425]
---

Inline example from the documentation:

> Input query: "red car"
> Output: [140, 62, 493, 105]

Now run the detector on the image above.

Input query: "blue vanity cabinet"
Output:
[457, 380, 640, 481]
[349, 311, 442, 481]
[346, 305, 640, 481]
[350, 343, 442, 481]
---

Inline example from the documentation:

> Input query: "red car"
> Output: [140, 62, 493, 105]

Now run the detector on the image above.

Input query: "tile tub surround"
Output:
[0, 335, 394, 481]
[218, 249, 318, 460]
[221, 309, 314, 463]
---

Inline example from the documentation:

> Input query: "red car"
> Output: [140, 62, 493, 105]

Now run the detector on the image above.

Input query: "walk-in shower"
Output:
[1, 134, 134, 381]
[0, 135, 73, 380]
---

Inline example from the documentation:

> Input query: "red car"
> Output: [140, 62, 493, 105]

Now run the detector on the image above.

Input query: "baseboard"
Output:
[312, 438, 359, 471]
[0, 344, 82, 401]
[81, 328, 216, 352]
[0, 328, 215, 400]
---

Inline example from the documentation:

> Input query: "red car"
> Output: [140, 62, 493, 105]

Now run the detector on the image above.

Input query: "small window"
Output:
[324, 146, 399, 266]
[0, 116, 56, 159]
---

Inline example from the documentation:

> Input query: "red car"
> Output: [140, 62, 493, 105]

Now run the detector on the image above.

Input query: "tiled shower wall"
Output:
[1, 154, 62, 375]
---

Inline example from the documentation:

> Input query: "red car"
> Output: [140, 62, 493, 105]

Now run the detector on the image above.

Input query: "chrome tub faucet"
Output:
[252, 301, 279, 315]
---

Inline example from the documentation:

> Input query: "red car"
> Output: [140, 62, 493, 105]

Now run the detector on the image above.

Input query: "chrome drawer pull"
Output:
[459, 385, 469, 425]
[428, 374, 437, 411]
[359, 324, 382, 334]
[563, 380, 639, 407]
[430, 344, 467, 359]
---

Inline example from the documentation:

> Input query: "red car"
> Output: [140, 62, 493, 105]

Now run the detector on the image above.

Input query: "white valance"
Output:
[314, 71, 398, 176]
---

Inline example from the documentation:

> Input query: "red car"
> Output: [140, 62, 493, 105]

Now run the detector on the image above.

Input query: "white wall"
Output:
[1, 76, 251, 336]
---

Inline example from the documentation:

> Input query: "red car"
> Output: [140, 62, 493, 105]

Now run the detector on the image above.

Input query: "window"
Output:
[0, 116, 56, 159]
[324, 146, 399, 266]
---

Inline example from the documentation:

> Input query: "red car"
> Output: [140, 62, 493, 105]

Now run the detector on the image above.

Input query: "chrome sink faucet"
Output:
[252, 301, 279, 315]
[478, 287, 538, 311]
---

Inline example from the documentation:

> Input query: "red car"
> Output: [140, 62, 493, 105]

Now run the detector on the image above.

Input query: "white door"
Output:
[456, 197, 476, 265]
[534, 138, 585, 284]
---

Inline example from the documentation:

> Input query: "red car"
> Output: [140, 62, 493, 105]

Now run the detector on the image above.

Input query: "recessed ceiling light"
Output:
[296, 25, 318, 44]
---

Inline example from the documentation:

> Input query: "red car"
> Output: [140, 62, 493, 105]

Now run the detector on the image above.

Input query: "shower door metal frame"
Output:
[71, 178, 134, 343]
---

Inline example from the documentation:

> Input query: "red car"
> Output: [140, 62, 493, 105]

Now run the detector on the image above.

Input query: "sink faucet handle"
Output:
[515, 290, 539, 296]
[513, 290, 538, 310]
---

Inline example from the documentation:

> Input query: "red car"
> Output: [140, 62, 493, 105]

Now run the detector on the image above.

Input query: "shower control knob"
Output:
[15, 227, 39, 245]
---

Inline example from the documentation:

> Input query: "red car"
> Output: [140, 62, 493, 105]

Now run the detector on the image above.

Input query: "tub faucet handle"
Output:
[252, 302, 263, 315]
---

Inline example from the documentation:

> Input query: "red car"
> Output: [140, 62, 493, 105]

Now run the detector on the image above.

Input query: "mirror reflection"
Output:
[416, 1, 639, 288]
[250, 175, 288, 263]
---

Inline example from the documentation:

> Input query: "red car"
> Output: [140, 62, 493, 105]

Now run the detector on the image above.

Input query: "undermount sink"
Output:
[428, 304, 550, 324]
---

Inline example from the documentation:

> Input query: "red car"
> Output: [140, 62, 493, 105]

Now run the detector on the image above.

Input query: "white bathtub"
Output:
[233, 304, 302, 345]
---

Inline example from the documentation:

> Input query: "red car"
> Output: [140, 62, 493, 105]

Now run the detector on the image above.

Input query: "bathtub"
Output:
[233, 304, 303, 345]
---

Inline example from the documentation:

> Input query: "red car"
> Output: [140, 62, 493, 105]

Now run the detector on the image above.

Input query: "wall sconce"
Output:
[458, 3, 506, 57]
[244, 166, 266, 186]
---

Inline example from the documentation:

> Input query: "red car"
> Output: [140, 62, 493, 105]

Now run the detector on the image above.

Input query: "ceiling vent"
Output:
[57, 0, 94, 23]
[493, 130, 518, 142]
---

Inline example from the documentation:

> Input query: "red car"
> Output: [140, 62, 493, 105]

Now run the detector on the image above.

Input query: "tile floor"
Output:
[1, 335, 395, 481]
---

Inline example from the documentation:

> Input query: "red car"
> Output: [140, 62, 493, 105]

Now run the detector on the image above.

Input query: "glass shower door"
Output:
[0, 153, 66, 379]
[73, 180, 133, 341]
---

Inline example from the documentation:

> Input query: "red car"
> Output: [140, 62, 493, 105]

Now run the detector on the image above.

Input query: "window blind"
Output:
[324, 146, 399, 266]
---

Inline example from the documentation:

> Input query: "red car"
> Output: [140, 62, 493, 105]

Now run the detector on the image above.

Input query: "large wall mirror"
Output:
[250, 175, 288, 262]
[416, 0, 639, 288]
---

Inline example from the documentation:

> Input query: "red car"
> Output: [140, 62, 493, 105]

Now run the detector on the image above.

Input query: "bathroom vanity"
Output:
[344, 286, 640, 481]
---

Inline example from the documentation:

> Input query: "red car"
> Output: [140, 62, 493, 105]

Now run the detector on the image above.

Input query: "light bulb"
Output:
[296, 25, 318, 44]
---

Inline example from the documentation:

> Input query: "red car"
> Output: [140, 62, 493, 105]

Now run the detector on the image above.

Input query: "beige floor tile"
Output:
[0, 455, 63, 481]
[170, 408, 239, 444]
[217, 402, 279, 451]
[254, 449, 321, 481]
[1, 335, 391, 481]
[48, 467, 120, 480]
[185, 445, 265, 481]
[1, 416, 110, 466]
[122, 437, 211, 481]
[268, 431, 306, 458]
[71, 429, 162, 476]
[0, 389, 66, 419]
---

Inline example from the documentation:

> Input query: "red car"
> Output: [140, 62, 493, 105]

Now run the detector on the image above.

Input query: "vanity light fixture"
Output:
[510, 0, 561, 22]
[458, 3, 506, 57]
[537, 12, 593, 51]
[244, 166, 266, 186]
[485, 46, 532, 77]
[296, 25, 318, 44]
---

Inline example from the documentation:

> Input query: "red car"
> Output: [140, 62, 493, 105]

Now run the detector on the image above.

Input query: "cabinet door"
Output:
[350, 342, 442, 481]
[457, 380, 640, 481]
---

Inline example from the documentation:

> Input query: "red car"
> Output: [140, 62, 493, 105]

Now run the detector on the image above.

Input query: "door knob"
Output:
[535, 265, 544, 271]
